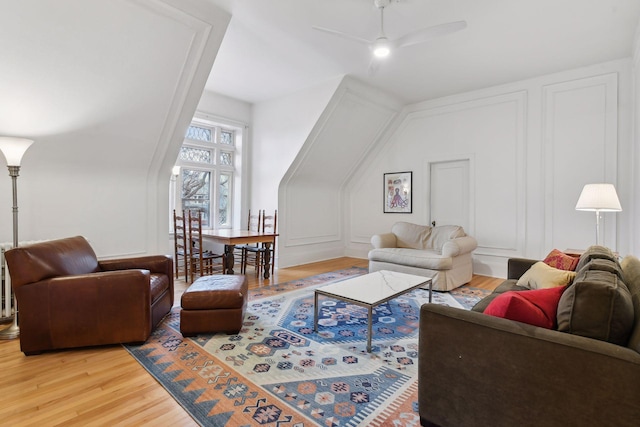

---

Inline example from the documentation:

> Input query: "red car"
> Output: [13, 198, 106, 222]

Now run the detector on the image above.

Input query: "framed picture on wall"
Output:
[384, 171, 412, 213]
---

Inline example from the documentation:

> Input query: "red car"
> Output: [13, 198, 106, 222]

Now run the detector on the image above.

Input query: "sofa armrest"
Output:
[441, 235, 477, 257]
[370, 233, 396, 249]
[418, 304, 640, 427]
[507, 257, 538, 279]
[99, 254, 173, 276]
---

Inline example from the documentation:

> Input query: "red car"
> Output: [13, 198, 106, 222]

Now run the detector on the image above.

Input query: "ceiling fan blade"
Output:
[396, 20, 467, 48]
[312, 25, 372, 45]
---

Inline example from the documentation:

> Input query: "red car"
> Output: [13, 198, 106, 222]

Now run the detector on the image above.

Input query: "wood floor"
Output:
[0, 257, 502, 426]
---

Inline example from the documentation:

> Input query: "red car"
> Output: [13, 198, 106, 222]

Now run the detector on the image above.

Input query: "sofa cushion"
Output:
[557, 269, 634, 346]
[367, 248, 452, 270]
[484, 285, 567, 329]
[516, 262, 576, 289]
[575, 258, 624, 282]
[574, 245, 617, 273]
[391, 222, 431, 250]
[543, 249, 579, 271]
[428, 225, 465, 251]
[620, 255, 640, 353]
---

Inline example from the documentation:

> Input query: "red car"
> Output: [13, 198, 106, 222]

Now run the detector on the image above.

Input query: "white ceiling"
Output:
[205, 0, 640, 105]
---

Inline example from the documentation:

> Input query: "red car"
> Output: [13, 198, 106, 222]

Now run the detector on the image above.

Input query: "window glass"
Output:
[181, 169, 211, 226]
[179, 147, 212, 164]
[219, 151, 233, 166]
[186, 125, 212, 142]
[220, 130, 234, 145]
[218, 173, 231, 226]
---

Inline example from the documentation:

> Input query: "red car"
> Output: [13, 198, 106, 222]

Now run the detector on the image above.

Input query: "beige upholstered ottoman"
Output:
[179, 274, 248, 337]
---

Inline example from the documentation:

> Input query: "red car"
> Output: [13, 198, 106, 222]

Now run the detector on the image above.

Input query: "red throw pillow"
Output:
[543, 249, 579, 271]
[484, 286, 568, 329]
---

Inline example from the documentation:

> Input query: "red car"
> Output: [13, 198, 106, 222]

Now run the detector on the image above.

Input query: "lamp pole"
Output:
[0, 137, 34, 340]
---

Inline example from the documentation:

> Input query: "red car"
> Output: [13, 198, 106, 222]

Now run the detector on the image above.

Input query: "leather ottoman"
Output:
[180, 274, 248, 336]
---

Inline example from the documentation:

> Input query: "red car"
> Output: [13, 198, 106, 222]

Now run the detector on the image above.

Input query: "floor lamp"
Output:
[575, 183, 622, 246]
[0, 136, 35, 340]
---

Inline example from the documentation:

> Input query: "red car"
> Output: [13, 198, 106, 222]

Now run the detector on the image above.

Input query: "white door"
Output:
[429, 160, 470, 230]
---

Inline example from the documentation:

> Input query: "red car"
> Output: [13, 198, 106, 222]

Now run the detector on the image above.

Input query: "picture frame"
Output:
[384, 171, 412, 213]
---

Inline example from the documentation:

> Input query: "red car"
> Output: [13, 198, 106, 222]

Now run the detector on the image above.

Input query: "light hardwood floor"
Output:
[0, 257, 501, 426]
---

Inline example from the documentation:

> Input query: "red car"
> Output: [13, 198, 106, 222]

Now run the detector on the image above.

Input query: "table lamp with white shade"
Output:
[575, 183, 622, 246]
[0, 136, 35, 340]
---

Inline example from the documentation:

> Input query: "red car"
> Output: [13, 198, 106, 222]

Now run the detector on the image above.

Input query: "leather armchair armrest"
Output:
[99, 254, 173, 276]
[371, 233, 396, 249]
[418, 304, 640, 427]
[441, 235, 477, 257]
[21, 271, 152, 318]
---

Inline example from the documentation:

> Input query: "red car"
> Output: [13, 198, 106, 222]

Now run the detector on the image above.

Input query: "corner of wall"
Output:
[278, 76, 403, 268]
[147, 0, 231, 254]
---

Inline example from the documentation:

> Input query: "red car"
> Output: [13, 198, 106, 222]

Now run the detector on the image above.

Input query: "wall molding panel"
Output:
[345, 60, 631, 278]
[542, 73, 618, 251]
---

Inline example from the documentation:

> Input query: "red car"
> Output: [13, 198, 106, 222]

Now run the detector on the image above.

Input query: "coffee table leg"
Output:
[313, 291, 319, 332]
[367, 305, 373, 352]
[429, 280, 433, 303]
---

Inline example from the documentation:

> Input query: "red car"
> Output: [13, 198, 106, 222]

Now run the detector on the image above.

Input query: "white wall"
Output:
[197, 91, 252, 125]
[631, 23, 640, 256]
[276, 77, 403, 267]
[346, 58, 633, 278]
[0, 0, 230, 257]
[251, 76, 344, 215]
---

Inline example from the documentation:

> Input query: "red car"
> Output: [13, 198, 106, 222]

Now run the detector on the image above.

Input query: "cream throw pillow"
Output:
[516, 261, 576, 289]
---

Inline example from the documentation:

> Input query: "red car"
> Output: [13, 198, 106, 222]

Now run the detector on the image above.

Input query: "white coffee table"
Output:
[313, 270, 432, 352]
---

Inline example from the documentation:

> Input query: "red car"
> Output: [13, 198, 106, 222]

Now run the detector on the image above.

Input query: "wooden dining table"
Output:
[200, 229, 279, 278]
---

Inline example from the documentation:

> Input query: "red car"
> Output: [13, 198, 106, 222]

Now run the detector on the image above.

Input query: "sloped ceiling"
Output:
[205, 0, 640, 104]
[0, 0, 230, 254]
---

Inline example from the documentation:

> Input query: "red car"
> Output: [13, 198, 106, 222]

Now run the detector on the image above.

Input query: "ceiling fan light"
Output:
[373, 38, 391, 58]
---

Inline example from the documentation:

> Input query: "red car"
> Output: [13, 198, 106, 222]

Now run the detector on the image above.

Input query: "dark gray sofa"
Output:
[418, 246, 640, 427]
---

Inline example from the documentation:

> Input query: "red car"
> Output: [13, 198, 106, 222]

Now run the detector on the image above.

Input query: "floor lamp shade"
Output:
[0, 137, 34, 166]
[575, 183, 622, 246]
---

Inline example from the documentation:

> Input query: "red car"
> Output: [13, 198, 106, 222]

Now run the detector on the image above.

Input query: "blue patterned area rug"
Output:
[124, 268, 489, 426]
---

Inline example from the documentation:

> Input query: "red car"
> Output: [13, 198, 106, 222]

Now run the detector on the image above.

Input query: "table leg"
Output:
[262, 242, 272, 279]
[313, 291, 319, 332]
[367, 305, 373, 352]
[429, 280, 433, 303]
[223, 244, 235, 274]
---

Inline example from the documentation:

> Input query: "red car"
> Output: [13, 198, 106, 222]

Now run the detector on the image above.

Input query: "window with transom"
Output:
[172, 118, 238, 229]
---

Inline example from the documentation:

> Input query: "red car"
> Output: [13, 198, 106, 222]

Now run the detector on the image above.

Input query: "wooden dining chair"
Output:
[241, 209, 277, 276]
[234, 209, 262, 271]
[262, 209, 277, 276]
[173, 209, 189, 281]
[187, 210, 225, 283]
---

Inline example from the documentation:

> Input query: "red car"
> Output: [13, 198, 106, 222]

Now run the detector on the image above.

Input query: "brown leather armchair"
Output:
[4, 236, 174, 355]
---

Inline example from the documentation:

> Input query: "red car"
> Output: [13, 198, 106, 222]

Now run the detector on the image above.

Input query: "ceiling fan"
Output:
[313, 0, 467, 61]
